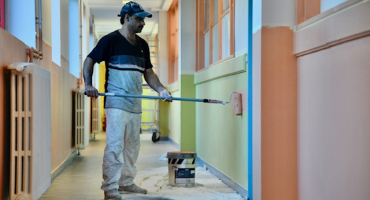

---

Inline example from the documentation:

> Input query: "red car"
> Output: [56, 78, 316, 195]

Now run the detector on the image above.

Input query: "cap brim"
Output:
[134, 12, 152, 18]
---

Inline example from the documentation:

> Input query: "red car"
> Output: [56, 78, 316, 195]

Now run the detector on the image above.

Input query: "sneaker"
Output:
[104, 189, 122, 200]
[118, 184, 148, 194]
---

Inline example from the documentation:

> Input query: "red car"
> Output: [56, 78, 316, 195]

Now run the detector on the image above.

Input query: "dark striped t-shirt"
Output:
[88, 30, 153, 113]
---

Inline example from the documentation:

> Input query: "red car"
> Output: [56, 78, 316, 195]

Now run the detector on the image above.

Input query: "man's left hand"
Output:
[159, 89, 172, 102]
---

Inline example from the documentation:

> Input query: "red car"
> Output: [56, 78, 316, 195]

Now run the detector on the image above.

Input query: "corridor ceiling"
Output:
[84, 0, 173, 39]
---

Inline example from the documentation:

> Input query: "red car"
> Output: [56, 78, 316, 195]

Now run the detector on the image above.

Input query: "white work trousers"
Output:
[101, 108, 141, 191]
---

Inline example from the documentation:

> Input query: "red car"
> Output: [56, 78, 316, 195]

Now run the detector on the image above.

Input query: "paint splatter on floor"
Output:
[121, 166, 246, 200]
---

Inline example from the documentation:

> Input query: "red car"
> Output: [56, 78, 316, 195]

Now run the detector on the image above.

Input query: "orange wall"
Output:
[261, 26, 297, 200]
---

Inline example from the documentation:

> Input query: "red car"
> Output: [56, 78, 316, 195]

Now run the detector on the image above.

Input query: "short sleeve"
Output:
[142, 39, 153, 69]
[87, 35, 111, 63]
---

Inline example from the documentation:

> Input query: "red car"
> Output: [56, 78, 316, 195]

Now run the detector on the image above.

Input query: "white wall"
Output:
[178, 0, 196, 75]
[5, 0, 36, 48]
[262, 0, 295, 27]
[252, 1, 262, 197]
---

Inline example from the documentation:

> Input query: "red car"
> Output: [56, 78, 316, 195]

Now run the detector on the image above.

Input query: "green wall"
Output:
[159, 55, 248, 189]
[141, 87, 159, 131]
[179, 74, 196, 151]
[159, 82, 180, 143]
[195, 54, 248, 189]
[196, 73, 248, 188]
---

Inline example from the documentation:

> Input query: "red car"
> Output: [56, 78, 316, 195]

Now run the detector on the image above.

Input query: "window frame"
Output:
[296, 0, 359, 29]
[196, 0, 235, 71]
[167, 0, 179, 84]
[0, 0, 4, 29]
[296, 0, 321, 24]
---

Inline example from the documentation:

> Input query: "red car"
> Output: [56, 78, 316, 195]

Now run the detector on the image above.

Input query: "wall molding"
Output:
[166, 137, 179, 149]
[295, 30, 370, 57]
[194, 53, 247, 85]
[196, 157, 248, 199]
[294, 0, 370, 57]
[51, 151, 77, 181]
[158, 136, 180, 150]
[296, 0, 363, 30]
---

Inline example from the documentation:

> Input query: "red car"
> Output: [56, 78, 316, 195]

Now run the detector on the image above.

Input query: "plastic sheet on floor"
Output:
[121, 166, 246, 200]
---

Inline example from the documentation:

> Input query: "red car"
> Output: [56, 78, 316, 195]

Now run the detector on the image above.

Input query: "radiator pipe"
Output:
[29, 0, 43, 61]
[38, 0, 43, 52]
[27, 47, 43, 62]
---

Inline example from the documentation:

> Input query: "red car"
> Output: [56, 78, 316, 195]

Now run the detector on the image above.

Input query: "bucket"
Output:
[167, 151, 197, 187]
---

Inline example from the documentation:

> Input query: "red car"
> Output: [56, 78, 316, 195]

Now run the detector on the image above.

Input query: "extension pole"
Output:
[97, 92, 228, 105]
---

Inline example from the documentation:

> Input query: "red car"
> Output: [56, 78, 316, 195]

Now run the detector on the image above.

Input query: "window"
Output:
[69, 0, 80, 78]
[196, 0, 234, 71]
[296, 0, 352, 25]
[52, 0, 61, 66]
[5, 0, 36, 47]
[168, 0, 179, 84]
[296, 0, 320, 24]
[321, 0, 348, 12]
[35, 0, 42, 50]
[0, 0, 4, 29]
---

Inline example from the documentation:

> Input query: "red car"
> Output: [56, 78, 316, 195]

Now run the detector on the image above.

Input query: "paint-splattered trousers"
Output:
[101, 108, 141, 191]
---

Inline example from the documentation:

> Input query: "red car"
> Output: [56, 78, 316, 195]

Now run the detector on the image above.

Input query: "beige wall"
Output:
[50, 56, 77, 172]
[0, 27, 77, 198]
[295, 1, 370, 200]
[298, 36, 370, 200]
[0, 28, 30, 200]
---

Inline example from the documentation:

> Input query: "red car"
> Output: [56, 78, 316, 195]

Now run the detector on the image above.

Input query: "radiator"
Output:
[74, 89, 85, 151]
[8, 63, 51, 200]
[10, 70, 32, 200]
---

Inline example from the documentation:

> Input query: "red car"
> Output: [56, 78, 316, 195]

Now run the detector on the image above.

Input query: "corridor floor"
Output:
[39, 132, 245, 200]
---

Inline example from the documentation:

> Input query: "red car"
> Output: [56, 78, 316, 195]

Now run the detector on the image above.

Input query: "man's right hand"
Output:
[85, 84, 99, 98]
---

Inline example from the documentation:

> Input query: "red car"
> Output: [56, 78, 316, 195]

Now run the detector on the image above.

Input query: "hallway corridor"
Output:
[39, 132, 245, 200]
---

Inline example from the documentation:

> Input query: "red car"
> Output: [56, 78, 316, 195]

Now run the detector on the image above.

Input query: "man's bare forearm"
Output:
[144, 69, 166, 93]
[144, 69, 171, 101]
[83, 57, 95, 86]
[83, 57, 99, 97]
